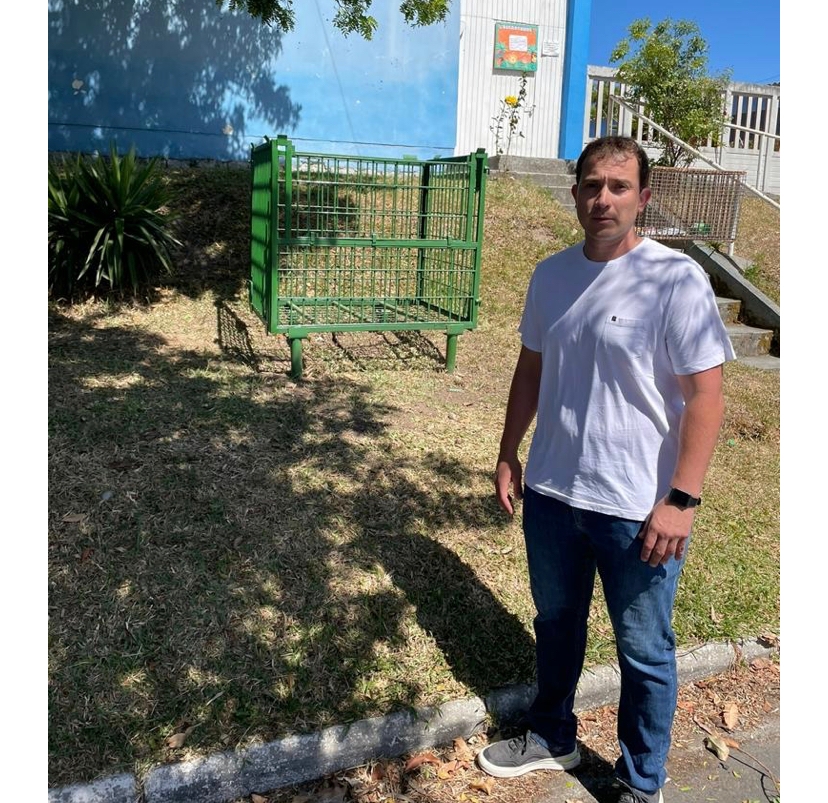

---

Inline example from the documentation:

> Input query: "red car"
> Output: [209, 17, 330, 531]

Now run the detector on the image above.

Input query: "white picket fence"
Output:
[585, 66, 780, 198]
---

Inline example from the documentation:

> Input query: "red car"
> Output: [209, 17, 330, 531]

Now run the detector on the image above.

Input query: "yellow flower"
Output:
[504, 95, 519, 107]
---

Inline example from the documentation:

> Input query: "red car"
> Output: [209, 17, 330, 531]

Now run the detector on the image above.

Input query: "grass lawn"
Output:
[48, 164, 779, 788]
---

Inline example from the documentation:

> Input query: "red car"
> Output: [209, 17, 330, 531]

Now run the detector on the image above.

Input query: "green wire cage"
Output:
[249, 136, 488, 378]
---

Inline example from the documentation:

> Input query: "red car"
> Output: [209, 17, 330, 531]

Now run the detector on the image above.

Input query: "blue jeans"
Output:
[522, 486, 687, 795]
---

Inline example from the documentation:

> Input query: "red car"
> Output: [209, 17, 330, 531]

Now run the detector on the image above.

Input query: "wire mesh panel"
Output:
[636, 167, 745, 244]
[249, 136, 488, 375]
[273, 246, 478, 327]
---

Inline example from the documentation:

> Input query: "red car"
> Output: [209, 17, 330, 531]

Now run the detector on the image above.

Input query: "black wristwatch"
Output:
[667, 487, 702, 510]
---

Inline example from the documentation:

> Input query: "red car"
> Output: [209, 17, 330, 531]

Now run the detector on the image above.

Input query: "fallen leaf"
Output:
[62, 513, 87, 523]
[723, 736, 741, 749]
[722, 702, 739, 729]
[166, 731, 189, 749]
[166, 723, 196, 749]
[758, 631, 779, 647]
[469, 778, 495, 795]
[453, 737, 474, 762]
[710, 605, 723, 623]
[750, 657, 771, 670]
[404, 752, 441, 772]
[704, 734, 730, 761]
[677, 700, 695, 712]
[437, 759, 459, 778]
[692, 716, 715, 737]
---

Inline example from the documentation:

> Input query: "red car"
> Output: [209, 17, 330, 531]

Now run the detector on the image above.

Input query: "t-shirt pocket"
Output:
[600, 315, 651, 360]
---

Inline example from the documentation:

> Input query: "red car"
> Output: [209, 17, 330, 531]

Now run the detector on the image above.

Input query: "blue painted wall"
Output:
[559, 0, 591, 159]
[48, 0, 460, 161]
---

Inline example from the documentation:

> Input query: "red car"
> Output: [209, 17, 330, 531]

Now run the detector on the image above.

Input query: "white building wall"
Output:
[455, 0, 568, 158]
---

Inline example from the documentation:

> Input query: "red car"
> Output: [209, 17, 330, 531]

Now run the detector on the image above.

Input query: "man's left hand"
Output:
[637, 497, 694, 567]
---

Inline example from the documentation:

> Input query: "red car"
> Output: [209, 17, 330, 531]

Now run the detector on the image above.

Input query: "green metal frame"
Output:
[249, 136, 488, 378]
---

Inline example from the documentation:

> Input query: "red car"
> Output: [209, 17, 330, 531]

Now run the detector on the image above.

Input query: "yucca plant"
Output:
[48, 143, 181, 299]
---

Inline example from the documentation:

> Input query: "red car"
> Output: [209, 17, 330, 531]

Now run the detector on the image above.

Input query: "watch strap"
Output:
[667, 487, 702, 509]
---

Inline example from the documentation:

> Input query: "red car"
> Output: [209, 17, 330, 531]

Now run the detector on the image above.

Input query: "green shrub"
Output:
[48, 143, 181, 299]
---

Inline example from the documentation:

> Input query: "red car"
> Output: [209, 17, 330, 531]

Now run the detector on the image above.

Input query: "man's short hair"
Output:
[575, 136, 650, 189]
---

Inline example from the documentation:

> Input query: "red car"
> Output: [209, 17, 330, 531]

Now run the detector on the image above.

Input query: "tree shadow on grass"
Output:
[48, 307, 536, 789]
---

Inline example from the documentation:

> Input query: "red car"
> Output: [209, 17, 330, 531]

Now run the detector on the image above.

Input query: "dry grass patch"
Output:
[734, 194, 780, 304]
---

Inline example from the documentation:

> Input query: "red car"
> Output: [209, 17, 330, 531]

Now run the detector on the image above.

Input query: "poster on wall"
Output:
[493, 21, 538, 71]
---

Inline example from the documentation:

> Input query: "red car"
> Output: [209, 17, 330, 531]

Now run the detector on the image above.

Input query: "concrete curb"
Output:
[48, 639, 774, 803]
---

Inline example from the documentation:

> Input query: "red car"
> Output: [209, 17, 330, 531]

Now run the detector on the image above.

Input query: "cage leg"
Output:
[445, 334, 458, 373]
[288, 337, 304, 379]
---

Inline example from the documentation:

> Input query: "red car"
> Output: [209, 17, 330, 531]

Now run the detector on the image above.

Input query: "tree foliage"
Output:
[220, 0, 451, 39]
[610, 18, 731, 166]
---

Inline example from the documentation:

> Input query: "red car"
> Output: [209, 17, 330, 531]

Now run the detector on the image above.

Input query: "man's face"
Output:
[571, 153, 651, 255]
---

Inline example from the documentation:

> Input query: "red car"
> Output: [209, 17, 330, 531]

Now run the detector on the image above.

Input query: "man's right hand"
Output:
[494, 345, 541, 516]
[495, 455, 523, 515]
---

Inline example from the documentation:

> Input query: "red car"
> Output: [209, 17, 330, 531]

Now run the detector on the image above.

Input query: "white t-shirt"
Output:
[519, 237, 736, 520]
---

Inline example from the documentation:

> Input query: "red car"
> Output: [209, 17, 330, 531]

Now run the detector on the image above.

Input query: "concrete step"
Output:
[716, 296, 776, 363]
[488, 155, 572, 174]
[717, 297, 742, 325]
[488, 158, 576, 210]
[536, 183, 577, 211]
[516, 172, 574, 191]
[490, 170, 577, 213]
[738, 353, 780, 370]
[725, 321, 775, 358]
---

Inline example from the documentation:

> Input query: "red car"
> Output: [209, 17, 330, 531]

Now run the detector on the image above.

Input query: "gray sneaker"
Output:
[476, 731, 581, 778]
[618, 787, 664, 803]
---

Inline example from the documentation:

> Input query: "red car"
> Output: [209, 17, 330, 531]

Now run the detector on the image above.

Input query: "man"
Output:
[476, 136, 736, 803]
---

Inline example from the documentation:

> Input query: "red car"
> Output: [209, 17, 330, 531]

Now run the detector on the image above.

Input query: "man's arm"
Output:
[495, 346, 542, 515]
[638, 364, 726, 566]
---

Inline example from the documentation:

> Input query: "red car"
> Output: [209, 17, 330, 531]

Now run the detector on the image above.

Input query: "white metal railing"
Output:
[607, 95, 780, 211]
[585, 67, 780, 198]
